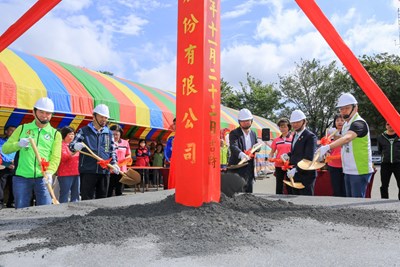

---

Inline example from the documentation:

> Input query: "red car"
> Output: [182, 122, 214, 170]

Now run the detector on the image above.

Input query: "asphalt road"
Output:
[1, 166, 399, 266]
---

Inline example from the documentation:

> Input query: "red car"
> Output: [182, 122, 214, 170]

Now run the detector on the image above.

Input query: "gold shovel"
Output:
[282, 159, 305, 189]
[79, 143, 141, 185]
[28, 138, 59, 205]
[226, 162, 248, 170]
[283, 176, 305, 189]
[297, 150, 326, 171]
[226, 142, 264, 170]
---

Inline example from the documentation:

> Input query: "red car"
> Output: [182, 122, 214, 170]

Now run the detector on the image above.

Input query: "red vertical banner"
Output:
[296, 0, 400, 135]
[175, 0, 221, 207]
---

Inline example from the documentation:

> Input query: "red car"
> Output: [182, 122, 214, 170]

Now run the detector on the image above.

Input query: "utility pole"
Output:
[395, 3, 400, 47]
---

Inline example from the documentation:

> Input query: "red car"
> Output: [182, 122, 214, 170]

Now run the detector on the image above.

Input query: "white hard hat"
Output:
[34, 97, 55, 113]
[238, 108, 253, 121]
[93, 104, 110, 118]
[336, 93, 358, 108]
[289, 110, 306, 123]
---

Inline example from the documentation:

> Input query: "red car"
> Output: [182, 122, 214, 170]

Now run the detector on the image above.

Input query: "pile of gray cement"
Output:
[3, 194, 399, 258]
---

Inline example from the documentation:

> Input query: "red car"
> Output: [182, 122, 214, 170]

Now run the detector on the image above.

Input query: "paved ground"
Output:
[130, 165, 399, 200]
[1, 166, 399, 267]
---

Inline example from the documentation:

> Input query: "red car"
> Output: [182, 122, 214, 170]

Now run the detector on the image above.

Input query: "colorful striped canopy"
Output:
[0, 48, 279, 141]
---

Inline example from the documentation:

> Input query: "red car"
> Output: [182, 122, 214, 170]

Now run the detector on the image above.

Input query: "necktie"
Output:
[293, 134, 299, 146]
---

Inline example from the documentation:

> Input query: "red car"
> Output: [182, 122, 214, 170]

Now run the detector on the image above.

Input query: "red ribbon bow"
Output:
[319, 136, 332, 146]
[97, 158, 112, 169]
[281, 161, 294, 171]
[40, 158, 50, 173]
[244, 149, 255, 158]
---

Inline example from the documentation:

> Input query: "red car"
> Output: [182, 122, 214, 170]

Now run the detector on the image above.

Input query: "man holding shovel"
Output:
[69, 104, 119, 200]
[227, 108, 259, 193]
[317, 93, 373, 198]
[281, 110, 317, 195]
[2, 97, 62, 209]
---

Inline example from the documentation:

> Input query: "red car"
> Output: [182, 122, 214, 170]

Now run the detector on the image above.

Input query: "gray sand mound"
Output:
[4, 194, 399, 258]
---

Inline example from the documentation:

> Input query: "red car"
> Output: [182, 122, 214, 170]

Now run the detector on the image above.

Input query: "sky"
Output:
[0, 0, 399, 92]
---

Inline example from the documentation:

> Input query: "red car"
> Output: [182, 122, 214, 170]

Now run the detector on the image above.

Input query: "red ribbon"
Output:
[244, 149, 255, 158]
[319, 136, 332, 146]
[281, 161, 294, 171]
[268, 158, 283, 164]
[40, 158, 50, 173]
[325, 154, 341, 163]
[97, 158, 112, 169]
[118, 157, 133, 167]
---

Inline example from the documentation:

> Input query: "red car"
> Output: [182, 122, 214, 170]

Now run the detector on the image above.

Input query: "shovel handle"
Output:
[327, 129, 338, 139]
[238, 142, 264, 165]
[28, 138, 59, 205]
[80, 144, 120, 174]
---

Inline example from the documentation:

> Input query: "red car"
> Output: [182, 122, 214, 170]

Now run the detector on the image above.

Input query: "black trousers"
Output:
[274, 167, 293, 195]
[380, 163, 400, 200]
[229, 160, 255, 193]
[328, 166, 346, 197]
[288, 170, 316, 196]
[107, 173, 124, 197]
[80, 173, 110, 200]
[0, 168, 14, 205]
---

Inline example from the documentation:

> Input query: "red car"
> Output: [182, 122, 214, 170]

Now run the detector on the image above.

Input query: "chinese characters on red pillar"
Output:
[175, 0, 221, 206]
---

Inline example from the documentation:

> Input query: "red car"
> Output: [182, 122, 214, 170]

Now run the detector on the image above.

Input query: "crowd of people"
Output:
[223, 93, 399, 199]
[0, 98, 169, 209]
[0, 92, 399, 209]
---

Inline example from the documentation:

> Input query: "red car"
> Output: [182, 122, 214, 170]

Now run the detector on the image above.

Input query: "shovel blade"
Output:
[283, 180, 305, 189]
[297, 159, 325, 170]
[119, 169, 141, 185]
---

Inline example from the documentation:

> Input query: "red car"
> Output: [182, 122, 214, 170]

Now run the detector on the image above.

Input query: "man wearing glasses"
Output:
[317, 93, 373, 198]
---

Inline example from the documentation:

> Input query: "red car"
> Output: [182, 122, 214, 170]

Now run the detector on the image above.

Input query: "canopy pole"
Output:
[296, 0, 400, 135]
[0, 0, 61, 53]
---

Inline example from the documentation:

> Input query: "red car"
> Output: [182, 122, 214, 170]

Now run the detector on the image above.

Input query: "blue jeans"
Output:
[58, 175, 80, 203]
[344, 173, 372, 198]
[13, 176, 51, 209]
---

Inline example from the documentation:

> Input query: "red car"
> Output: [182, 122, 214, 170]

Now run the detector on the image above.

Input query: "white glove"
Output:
[111, 164, 120, 175]
[18, 138, 30, 148]
[239, 152, 250, 161]
[280, 153, 290, 162]
[43, 172, 53, 185]
[287, 168, 297, 179]
[73, 142, 84, 151]
[317, 145, 330, 161]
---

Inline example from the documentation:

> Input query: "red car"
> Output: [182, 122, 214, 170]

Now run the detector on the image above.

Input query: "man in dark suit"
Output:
[282, 110, 317, 195]
[227, 108, 258, 193]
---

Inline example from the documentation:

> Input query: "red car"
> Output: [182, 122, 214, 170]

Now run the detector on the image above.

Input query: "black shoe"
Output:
[6, 203, 14, 208]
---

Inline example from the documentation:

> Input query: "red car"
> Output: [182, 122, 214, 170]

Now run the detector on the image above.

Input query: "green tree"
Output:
[238, 73, 282, 121]
[220, 74, 282, 121]
[220, 77, 241, 110]
[279, 59, 346, 137]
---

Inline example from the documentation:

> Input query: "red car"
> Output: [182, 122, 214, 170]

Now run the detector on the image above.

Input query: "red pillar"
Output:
[296, 0, 400, 135]
[174, 0, 221, 206]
